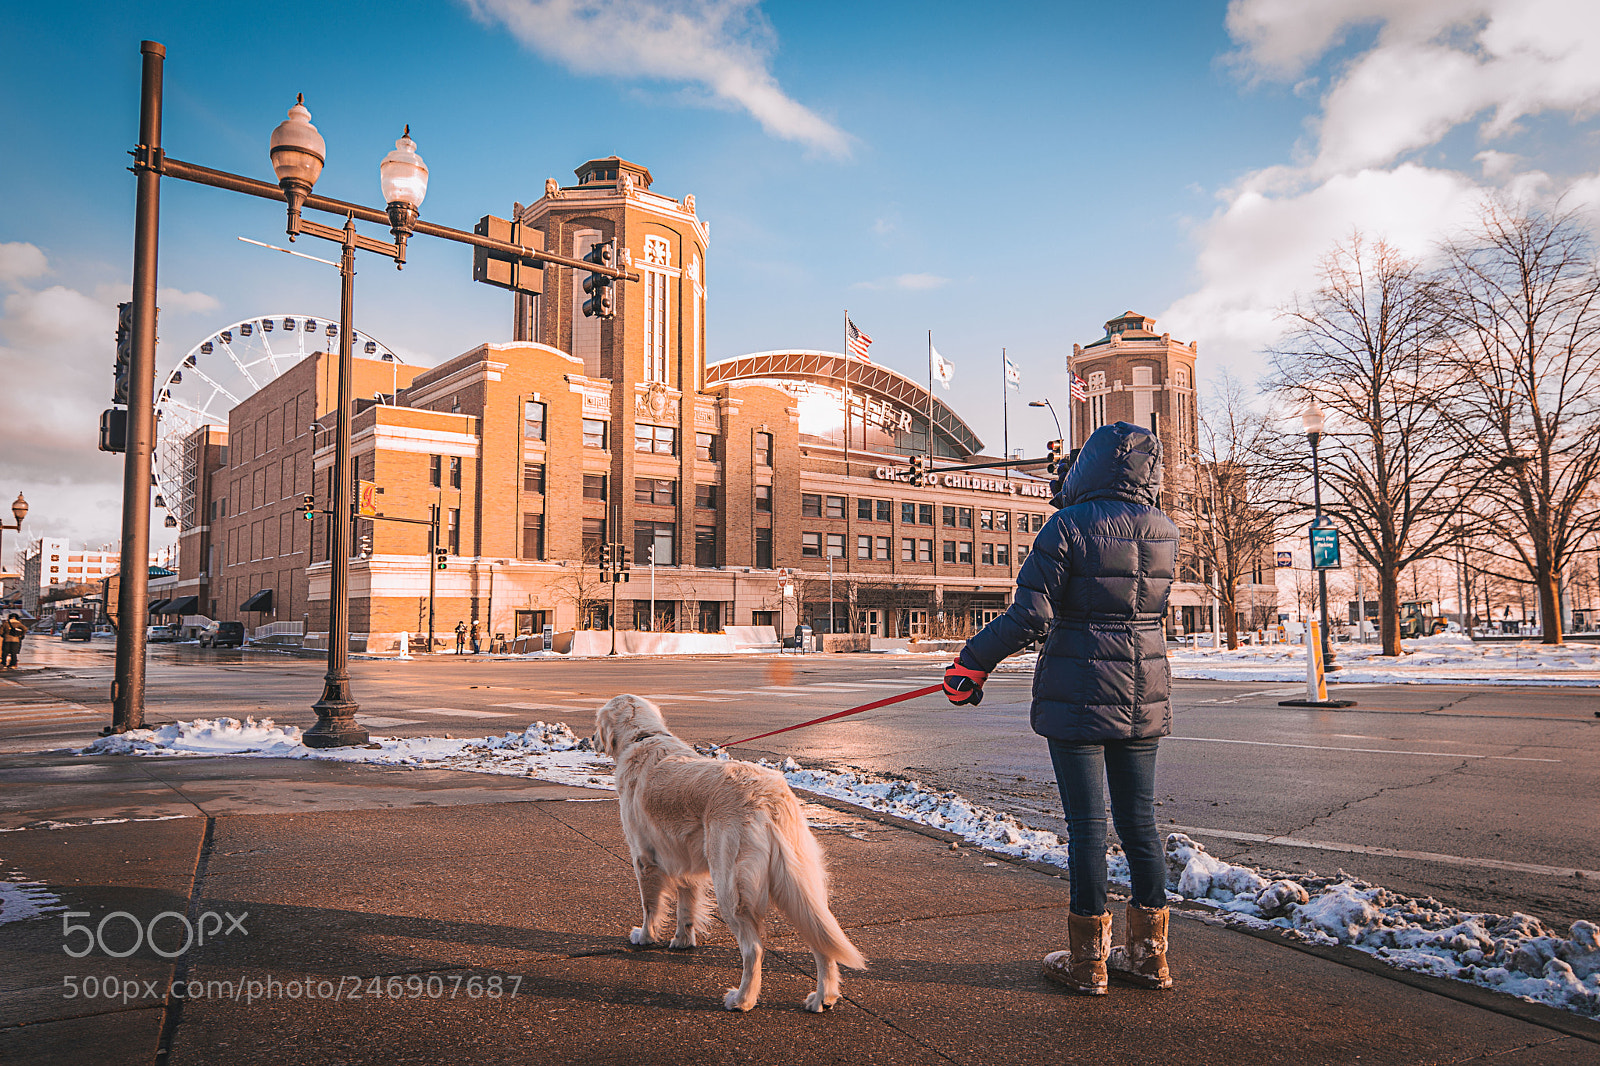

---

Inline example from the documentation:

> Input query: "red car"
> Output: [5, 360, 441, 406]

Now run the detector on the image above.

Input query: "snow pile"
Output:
[0, 877, 66, 925]
[769, 760, 1599, 1018]
[81, 717, 615, 789]
[992, 634, 1600, 685]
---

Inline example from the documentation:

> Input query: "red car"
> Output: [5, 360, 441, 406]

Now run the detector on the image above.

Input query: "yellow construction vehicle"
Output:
[1399, 600, 1449, 638]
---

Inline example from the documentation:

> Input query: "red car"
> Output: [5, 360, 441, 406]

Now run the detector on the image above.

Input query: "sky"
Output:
[3, 0, 1600, 552]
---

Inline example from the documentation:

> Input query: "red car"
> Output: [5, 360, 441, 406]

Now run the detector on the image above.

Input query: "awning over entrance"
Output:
[148, 599, 172, 614]
[240, 589, 273, 612]
[166, 596, 200, 615]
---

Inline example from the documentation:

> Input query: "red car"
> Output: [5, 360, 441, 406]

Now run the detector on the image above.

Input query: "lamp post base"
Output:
[306, 682, 368, 748]
[1278, 698, 1358, 709]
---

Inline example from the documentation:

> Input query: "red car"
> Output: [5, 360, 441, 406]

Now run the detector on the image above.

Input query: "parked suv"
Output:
[199, 621, 245, 648]
[61, 621, 93, 642]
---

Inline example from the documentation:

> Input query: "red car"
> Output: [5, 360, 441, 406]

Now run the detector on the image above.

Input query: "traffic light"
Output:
[910, 454, 934, 487]
[301, 494, 316, 520]
[358, 534, 373, 556]
[618, 544, 631, 581]
[434, 546, 449, 571]
[1047, 439, 1066, 467]
[581, 240, 616, 319]
[98, 408, 127, 454]
[113, 302, 133, 405]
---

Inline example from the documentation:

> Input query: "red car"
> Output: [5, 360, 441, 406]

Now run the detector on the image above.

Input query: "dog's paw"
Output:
[723, 988, 756, 1011]
[804, 991, 839, 1013]
[629, 926, 657, 946]
[668, 931, 697, 950]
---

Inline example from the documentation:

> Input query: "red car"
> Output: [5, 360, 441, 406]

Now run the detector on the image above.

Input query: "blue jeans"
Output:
[1047, 737, 1166, 915]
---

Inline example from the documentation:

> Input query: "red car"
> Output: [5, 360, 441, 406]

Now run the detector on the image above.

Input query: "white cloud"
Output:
[853, 272, 950, 292]
[463, 0, 851, 156]
[155, 288, 222, 315]
[1165, 2, 1600, 382]
[0, 243, 49, 285]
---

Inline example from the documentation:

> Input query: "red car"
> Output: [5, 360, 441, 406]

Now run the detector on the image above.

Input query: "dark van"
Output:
[199, 621, 246, 648]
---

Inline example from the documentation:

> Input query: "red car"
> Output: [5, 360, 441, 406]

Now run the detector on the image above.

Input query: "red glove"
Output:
[943, 658, 988, 706]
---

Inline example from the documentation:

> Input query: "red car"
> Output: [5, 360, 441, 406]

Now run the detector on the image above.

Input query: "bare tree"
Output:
[550, 561, 610, 630]
[1187, 374, 1281, 649]
[1267, 235, 1474, 656]
[1435, 202, 1600, 644]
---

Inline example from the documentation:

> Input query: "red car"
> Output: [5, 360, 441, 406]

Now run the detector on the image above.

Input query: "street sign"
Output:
[357, 480, 379, 517]
[1275, 551, 1293, 569]
[473, 215, 544, 297]
[1309, 527, 1341, 570]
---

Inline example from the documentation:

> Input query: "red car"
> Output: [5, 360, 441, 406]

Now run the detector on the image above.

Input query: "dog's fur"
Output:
[594, 695, 866, 1012]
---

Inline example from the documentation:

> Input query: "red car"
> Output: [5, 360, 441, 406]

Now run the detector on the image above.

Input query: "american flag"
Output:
[1070, 371, 1088, 401]
[846, 316, 872, 360]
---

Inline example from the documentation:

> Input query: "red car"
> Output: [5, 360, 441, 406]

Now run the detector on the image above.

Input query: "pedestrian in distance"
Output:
[943, 421, 1179, 996]
[470, 619, 481, 655]
[455, 620, 467, 655]
[1, 613, 27, 669]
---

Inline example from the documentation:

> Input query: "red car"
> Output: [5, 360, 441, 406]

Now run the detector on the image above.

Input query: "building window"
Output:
[429, 454, 441, 488]
[996, 511, 1009, 532]
[696, 432, 717, 462]
[919, 539, 933, 562]
[802, 494, 822, 518]
[857, 498, 874, 521]
[755, 432, 773, 467]
[943, 540, 956, 563]
[755, 527, 774, 568]
[582, 518, 606, 563]
[876, 499, 892, 523]
[980, 509, 993, 530]
[802, 531, 821, 558]
[901, 501, 915, 524]
[857, 535, 872, 559]
[1088, 371, 1107, 429]
[942, 506, 956, 527]
[751, 610, 775, 628]
[958, 507, 973, 528]
[901, 538, 915, 562]
[524, 400, 546, 441]
[825, 496, 845, 519]
[919, 503, 933, 525]
[695, 526, 717, 567]
[982, 543, 994, 565]
[583, 474, 607, 500]
[826, 533, 845, 558]
[635, 423, 676, 454]
[521, 514, 544, 559]
[449, 456, 462, 489]
[635, 478, 676, 505]
[959, 541, 973, 564]
[1032, 512, 1045, 532]
[694, 483, 717, 510]
[583, 418, 608, 449]
[644, 268, 669, 383]
[634, 521, 675, 566]
[1018, 544, 1030, 563]
[997, 543, 1010, 566]
[876, 536, 891, 560]
[523, 463, 544, 493]
[755, 485, 772, 512]
[447, 508, 460, 554]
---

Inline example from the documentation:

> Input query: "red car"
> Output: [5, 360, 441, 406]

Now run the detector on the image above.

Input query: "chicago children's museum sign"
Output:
[872, 465, 1052, 499]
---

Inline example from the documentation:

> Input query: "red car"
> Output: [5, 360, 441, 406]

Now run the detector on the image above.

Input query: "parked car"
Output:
[198, 621, 245, 648]
[146, 623, 181, 643]
[61, 621, 93, 642]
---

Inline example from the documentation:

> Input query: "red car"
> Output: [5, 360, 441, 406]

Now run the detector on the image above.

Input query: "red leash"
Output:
[719, 683, 944, 749]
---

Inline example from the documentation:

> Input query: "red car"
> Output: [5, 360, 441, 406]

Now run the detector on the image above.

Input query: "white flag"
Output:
[932, 344, 954, 388]
[1004, 353, 1021, 391]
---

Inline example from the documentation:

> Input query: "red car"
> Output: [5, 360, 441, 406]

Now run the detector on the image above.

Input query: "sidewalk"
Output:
[1, 752, 1595, 1065]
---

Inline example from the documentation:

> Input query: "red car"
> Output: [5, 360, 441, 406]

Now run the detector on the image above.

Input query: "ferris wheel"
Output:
[153, 314, 401, 532]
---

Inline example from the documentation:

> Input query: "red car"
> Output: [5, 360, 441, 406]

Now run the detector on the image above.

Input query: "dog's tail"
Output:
[767, 797, 866, 971]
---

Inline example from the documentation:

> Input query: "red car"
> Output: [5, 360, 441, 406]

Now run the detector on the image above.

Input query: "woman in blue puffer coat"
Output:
[944, 421, 1179, 996]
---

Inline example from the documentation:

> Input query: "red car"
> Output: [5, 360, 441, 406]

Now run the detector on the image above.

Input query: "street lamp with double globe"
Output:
[1302, 400, 1338, 672]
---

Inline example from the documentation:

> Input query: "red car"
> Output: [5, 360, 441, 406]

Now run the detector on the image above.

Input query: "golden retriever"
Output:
[593, 694, 866, 1012]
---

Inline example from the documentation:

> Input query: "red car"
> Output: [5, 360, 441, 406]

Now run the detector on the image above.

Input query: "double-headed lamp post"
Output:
[1302, 400, 1337, 672]
[269, 102, 428, 748]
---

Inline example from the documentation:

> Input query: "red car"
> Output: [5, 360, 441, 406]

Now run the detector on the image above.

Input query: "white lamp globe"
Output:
[379, 127, 428, 208]
[1301, 400, 1325, 437]
[269, 95, 325, 189]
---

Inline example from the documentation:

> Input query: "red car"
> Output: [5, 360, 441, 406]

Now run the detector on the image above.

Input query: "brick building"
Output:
[1069, 312, 1277, 635]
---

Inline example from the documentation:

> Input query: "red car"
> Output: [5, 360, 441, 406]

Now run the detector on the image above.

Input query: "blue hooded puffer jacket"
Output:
[962, 421, 1179, 742]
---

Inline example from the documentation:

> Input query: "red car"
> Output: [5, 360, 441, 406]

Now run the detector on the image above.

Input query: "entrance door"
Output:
[863, 609, 881, 636]
[697, 601, 721, 633]
[971, 608, 1002, 630]
[515, 610, 548, 636]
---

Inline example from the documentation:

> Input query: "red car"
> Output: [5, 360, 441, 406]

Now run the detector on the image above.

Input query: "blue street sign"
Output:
[1310, 527, 1341, 570]
[1275, 551, 1293, 568]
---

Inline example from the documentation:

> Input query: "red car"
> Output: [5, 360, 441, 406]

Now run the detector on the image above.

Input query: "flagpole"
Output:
[927, 331, 934, 459]
[1002, 347, 1010, 480]
[843, 310, 850, 479]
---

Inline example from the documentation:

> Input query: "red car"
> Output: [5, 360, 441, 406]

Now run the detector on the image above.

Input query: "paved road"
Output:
[4, 636, 1595, 933]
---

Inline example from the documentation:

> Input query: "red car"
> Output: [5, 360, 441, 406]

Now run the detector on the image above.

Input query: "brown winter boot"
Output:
[1042, 911, 1112, 995]
[1108, 904, 1172, 989]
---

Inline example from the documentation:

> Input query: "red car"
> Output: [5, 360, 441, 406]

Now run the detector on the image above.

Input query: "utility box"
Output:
[542, 623, 554, 651]
[793, 624, 813, 654]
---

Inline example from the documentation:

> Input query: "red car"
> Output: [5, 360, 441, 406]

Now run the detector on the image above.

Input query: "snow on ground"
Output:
[0, 877, 66, 925]
[993, 633, 1600, 685]
[73, 716, 1598, 1017]
[81, 717, 615, 789]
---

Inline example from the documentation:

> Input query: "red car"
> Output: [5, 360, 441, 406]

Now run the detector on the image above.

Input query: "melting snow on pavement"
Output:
[994, 633, 1600, 685]
[81, 716, 615, 789]
[0, 877, 66, 925]
[74, 716, 1598, 1018]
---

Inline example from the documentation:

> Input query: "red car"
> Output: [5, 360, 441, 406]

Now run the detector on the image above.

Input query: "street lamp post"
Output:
[1027, 399, 1062, 440]
[1302, 400, 1337, 673]
[110, 41, 638, 736]
[1, 495, 28, 609]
